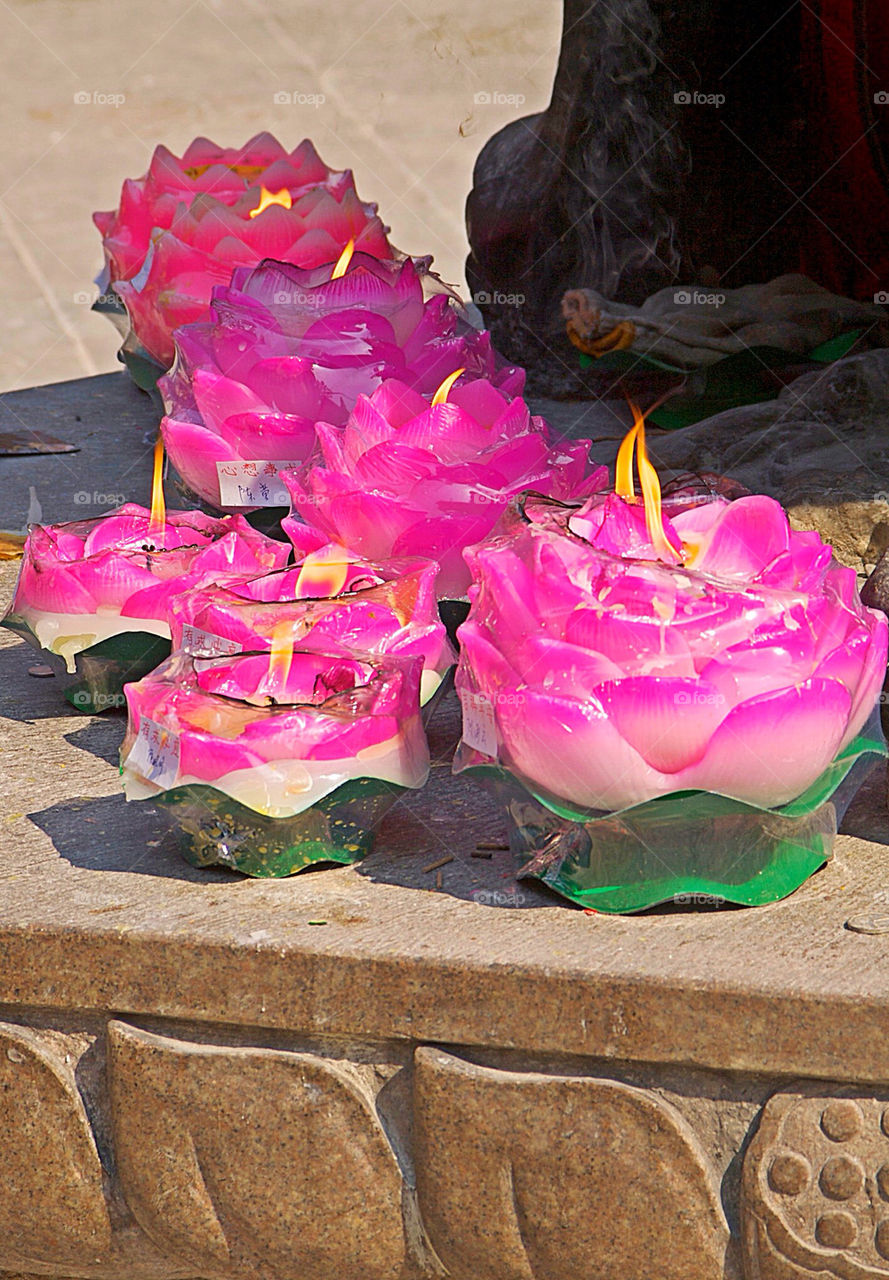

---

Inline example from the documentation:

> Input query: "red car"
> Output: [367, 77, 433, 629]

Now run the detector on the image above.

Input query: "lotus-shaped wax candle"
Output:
[94, 134, 392, 367]
[282, 375, 608, 598]
[167, 544, 456, 710]
[95, 134, 352, 283]
[3, 489, 288, 712]
[454, 412, 888, 911]
[158, 252, 524, 512]
[120, 646, 430, 876]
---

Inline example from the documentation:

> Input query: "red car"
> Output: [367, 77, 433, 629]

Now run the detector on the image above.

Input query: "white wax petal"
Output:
[122, 728, 428, 818]
[19, 608, 170, 672]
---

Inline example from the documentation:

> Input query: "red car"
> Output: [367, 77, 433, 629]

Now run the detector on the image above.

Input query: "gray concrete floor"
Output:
[0, 0, 560, 391]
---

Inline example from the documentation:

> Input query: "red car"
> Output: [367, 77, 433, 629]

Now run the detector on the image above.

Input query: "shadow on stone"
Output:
[838, 759, 889, 848]
[27, 793, 238, 882]
[64, 719, 125, 768]
[0, 641, 77, 723]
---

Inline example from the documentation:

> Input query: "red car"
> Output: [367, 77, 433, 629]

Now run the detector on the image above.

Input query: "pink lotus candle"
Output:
[282, 374, 608, 598]
[94, 135, 392, 366]
[455, 411, 888, 812]
[4, 451, 288, 672]
[120, 647, 430, 874]
[158, 252, 524, 512]
[167, 545, 455, 707]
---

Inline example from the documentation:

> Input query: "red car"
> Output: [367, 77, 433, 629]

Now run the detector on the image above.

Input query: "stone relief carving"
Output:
[742, 1084, 889, 1278]
[15, 1016, 889, 1280]
[107, 1020, 407, 1280]
[412, 1046, 735, 1280]
[0, 1022, 112, 1272]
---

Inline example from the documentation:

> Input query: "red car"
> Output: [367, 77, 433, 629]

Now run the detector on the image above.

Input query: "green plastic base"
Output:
[154, 776, 404, 877]
[64, 632, 171, 714]
[460, 730, 886, 913]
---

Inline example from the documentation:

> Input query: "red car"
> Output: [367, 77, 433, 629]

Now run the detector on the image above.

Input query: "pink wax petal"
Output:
[595, 675, 729, 774]
[564, 609, 696, 678]
[569, 493, 682, 563]
[691, 494, 791, 581]
[246, 357, 336, 418]
[67, 551, 160, 609]
[120, 574, 204, 619]
[508, 632, 625, 695]
[192, 367, 272, 431]
[486, 677, 661, 811]
[353, 441, 440, 491]
[13, 557, 98, 614]
[280, 514, 331, 558]
[188, 527, 289, 576]
[394, 403, 494, 458]
[161, 416, 243, 508]
[215, 410, 317, 461]
[449, 380, 512, 429]
[343, 396, 396, 463]
[839, 612, 888, 747]
[682, 678, 851, 806]
[366, 379, 428, 427]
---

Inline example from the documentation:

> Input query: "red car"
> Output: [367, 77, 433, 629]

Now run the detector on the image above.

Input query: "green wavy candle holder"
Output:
[457, 728, 886, 913]
[153, 776, 404, 877]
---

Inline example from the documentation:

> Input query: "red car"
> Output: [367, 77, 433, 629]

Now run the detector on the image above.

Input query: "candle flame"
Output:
[614, 401, 643, 500]
[431, 367, 465, 407]
[148, 436, 166, 536]
[248, 186, 293, 219]
[294, 547, 350, 599]
[268, 620, 294, 693]
[331, 238, 355, 279]
[614, 400, 675, 559]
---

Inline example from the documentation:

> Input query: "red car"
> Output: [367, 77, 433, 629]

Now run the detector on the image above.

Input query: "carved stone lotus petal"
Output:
[413, 1047, 733, 1280]
[107, 1021, 406, 1280]
[0, 1022, 111, 1269]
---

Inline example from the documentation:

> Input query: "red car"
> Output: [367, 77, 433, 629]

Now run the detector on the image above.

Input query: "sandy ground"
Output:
[0, 0, 560, 391]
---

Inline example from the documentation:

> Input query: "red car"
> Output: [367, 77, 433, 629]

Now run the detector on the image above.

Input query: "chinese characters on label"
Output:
[216, 460, 294, 507]
[180, 625, 243, 658]
[461, 691, 498, 757]
[129, 717, 181, 787]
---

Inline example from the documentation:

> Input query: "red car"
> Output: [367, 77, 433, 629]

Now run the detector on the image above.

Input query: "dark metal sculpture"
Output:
[465, 0, 804, 393]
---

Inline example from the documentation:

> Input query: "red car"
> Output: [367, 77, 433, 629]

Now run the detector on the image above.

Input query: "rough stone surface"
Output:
[108, 1021, 406, 1280]
[414, 1047, 736, 1280]
[862, 552, 889, 619]
[645, 352, 889, 572]
[0, 1023, 110, 1272]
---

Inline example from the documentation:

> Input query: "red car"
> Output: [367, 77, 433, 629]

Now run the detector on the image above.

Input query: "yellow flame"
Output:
[614, 401, 675, 559]
[148, 436, 166, 536]
[268, 620, 294, 693]
[615, 401, 644, 500]
[331, 238, 355, 279]
[248, 186, 293, 218]
[431, 367, 465, 407]
[294, 547, 350, 599]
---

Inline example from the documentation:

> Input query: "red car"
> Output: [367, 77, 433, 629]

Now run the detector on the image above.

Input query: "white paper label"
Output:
[461, 691, 498, 757]
[216, 460, 293, 507]
[180, 624, 243, 658]
[128, 717, 181, 787]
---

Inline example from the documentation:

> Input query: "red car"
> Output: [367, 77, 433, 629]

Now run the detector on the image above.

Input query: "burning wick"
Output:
[431, 367, 465, 407]
[147, 436, 166, 540]
[267, 620, 295, 699]
[331, 239, 355, 279]
[248, 186, 293, 219]
[614, 400, 676, 560]
[294, 547, 350, 599]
